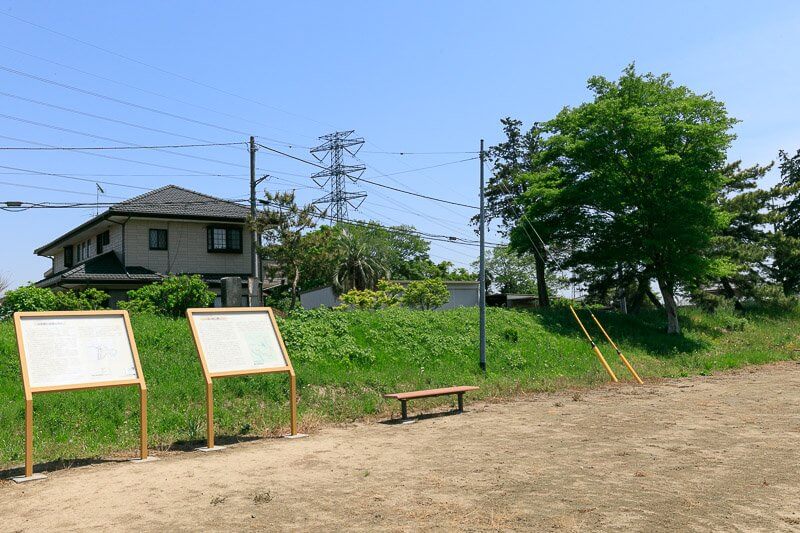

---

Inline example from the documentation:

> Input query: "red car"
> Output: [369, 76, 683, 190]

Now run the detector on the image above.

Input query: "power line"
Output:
[256, 142, 480, 210]
[0, 12, 337, 132]
[257, 198, 496, 248]
[0, 142, 243, 150]
[0, 42, 313, 147]
[0, 89, 248, 147]
[0, 114, 253, 171]
[361, 150, 479, 155]
[0, 165, 153, 191]
[0, 180, 128, 198]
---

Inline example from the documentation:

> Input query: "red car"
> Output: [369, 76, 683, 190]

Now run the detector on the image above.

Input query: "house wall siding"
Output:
[48, 222, 123, 274]
[123, 218, 251, 275]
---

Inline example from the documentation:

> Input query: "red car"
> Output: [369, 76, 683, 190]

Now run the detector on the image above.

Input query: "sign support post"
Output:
[187, 307, 305, 452]
[12, 310, 152, 483]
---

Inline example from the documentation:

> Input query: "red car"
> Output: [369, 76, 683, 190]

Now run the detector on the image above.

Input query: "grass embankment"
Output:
[1, 306, 798, 467]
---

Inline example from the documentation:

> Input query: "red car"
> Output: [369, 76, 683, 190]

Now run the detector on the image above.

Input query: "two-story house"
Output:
[34, 185, 263, 306]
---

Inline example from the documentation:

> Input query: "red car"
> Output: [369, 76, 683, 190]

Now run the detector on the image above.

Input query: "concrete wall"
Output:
[123, 218, 250, 275]
[438, 283, 479, 310]
[300, 286, 339, 309]
[300, 282, 479, 310]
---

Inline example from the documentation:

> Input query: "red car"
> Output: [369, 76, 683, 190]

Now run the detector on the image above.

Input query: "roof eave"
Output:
[34, 211, 112, 256]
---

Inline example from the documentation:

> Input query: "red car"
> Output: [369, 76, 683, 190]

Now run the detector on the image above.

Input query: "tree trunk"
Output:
[629, 277, 648, 313]
[656, 276, 681, 334]
[645, 287, 663, 309]
[289, 266, 300, 310]
[534, 252, 550, 307]
[720, 276, 743, 310]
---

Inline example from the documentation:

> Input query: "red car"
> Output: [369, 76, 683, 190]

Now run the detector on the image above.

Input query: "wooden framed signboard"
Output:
[12, 310, 149, 482]
[186, 307, 300, 450]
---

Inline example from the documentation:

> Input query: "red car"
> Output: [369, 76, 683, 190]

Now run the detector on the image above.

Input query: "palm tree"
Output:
[332, 229, 389, 292]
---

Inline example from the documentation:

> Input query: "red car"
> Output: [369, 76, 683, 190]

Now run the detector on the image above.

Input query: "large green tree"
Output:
[524, 65, 737, 333]
[769, 149, 800, 295]
[253, 191, 317, 309]
[484, 118, 559, 306]
[706, 161, 773, 307]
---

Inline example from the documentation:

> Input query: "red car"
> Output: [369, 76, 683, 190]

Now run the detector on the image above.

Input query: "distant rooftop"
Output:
[109, 185, 249, 220]
[35, 185, 250, 255]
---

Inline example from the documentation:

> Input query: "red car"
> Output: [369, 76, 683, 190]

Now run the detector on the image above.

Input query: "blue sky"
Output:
[2, 1, 800, 290]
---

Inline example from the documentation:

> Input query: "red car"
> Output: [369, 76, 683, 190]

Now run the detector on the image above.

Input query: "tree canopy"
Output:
[507, 65, 739, 333]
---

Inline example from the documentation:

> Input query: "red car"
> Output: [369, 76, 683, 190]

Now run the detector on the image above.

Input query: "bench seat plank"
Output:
[383, 385, 479, 401]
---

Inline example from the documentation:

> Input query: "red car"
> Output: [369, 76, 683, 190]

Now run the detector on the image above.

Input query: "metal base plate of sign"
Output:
[196, 445, 227, 452]
[12, 473, 47, 484]
[130, 456, 160, 463]
[283, 433, 309, 439]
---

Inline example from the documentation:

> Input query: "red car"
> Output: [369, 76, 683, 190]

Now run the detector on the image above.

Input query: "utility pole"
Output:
[249, 136, 262, 306]
[310, 130, 367, 223]
[479, 139, 486, 372]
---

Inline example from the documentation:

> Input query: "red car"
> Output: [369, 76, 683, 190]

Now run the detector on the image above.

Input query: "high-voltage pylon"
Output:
[309, 130, 367, 223]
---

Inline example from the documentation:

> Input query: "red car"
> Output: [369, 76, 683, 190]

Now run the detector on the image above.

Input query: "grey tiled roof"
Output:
[109, 185, 249, 220]
[35, 185, 250, 254]
[36, 251, 163, 288]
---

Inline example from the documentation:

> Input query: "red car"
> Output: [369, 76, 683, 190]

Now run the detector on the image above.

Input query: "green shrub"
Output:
[744, 284, 798, 313]
[0, 285, 57, 317]
[402, 278, 450, 310]
[54, 288, 110, 311]
[119, 275, 215, 317]
[339, 280, 404, 310]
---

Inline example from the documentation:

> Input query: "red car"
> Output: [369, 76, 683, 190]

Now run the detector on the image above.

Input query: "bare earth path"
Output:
[2, 362, 799, 532]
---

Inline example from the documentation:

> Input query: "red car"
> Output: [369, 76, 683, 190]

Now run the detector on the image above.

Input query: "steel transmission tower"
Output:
[310, 130, 367, 222]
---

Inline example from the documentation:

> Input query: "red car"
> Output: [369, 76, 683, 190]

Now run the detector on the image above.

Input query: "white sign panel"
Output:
[192, 311, 287, 374]
[19, 315, 138, 388]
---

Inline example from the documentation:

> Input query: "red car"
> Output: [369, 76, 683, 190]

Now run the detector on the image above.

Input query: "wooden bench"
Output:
[383, 386, 479, 421]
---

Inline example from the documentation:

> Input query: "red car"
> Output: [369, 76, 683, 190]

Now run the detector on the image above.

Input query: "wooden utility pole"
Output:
[479, 139, 486, 372]
[249, 136, 262, 306]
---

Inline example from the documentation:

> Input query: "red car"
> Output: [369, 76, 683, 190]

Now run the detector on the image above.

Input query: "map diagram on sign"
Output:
[19, 315, 139, 388]
[192, 311, 287, 374]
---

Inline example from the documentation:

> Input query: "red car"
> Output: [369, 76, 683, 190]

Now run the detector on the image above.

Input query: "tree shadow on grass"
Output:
[528, 307, 707, 358]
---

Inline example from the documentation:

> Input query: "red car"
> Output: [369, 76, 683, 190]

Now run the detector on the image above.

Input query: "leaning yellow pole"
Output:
[569, 306, 618, 382]
[589, 311, 644, 384]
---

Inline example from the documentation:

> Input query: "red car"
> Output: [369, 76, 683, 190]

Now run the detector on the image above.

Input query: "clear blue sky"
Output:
[2, 1, 800, 290]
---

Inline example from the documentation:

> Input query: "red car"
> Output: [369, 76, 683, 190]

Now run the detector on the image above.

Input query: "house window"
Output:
[207, 226, 242, 253]
[96, 230, 110, 254]
[64, 245, 74, 268]
[149, 229, 168, 250]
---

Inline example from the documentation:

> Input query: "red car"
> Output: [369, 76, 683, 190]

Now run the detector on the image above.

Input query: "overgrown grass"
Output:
[1, 306, 798, 467]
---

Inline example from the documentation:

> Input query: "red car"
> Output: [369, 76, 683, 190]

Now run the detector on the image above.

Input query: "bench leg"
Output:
[401, 400, 408, 420]
[457, 392, 464, 413]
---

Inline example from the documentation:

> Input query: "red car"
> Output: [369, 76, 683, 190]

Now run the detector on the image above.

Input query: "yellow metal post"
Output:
[289, 372, 297, 436]
[206, 381, 214, 449]
[589, 311, 644, 384]
[569, 306, 618, 382]
[25, 397, 33, 478]
[139, 386, 148, 460]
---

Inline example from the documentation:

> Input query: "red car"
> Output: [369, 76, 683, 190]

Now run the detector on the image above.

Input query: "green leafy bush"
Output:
[744, 284, 798, 313]
[54, 288, 110, 310]
[0, 285, 57, 317]
[339, 281, 404, 310]
[401, 278, 450, 310]
[0, 286, 109, 318]
[118, 275, 215, 317]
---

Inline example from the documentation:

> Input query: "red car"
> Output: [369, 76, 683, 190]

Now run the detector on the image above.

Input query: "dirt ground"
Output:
[1, 362, 799, 532]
